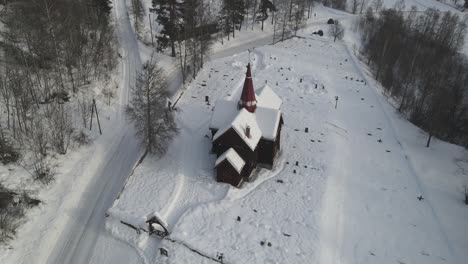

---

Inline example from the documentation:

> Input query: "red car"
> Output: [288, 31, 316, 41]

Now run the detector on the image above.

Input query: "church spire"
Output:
[239, 63, 257, 113]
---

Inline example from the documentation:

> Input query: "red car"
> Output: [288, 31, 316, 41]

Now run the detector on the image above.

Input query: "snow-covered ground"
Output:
[101, 17, 468, 264]
[1, 1, 467, 263]
[0, 0, 143, 262]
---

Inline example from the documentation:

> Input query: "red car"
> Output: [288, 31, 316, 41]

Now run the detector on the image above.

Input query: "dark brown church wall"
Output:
[216, 161, 243, 187]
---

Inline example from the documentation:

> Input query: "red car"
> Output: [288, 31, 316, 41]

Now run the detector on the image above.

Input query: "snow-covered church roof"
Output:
[256, 85, 282, 109]
[215, 148, 245, 174]
[213, 108, 263, 150]
[210, 64, 283, 148]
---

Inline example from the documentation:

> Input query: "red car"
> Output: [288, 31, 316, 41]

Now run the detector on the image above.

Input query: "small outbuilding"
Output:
[145, 212, 169, 237]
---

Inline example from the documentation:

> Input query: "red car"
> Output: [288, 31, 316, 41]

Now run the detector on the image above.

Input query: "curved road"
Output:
[47, 0, 143, 263]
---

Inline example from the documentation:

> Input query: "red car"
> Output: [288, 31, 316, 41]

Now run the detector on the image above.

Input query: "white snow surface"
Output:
[102, 17, 468, 264]
[209, 99, 239, 131]
[2, 2, 468, 264]
[255, 107, 282, 140]
[215, 148, 246, 174]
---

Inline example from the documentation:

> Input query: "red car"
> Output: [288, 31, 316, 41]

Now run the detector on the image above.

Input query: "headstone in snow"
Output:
[464, 187, 468, 204]
[160, 247, 168, 257]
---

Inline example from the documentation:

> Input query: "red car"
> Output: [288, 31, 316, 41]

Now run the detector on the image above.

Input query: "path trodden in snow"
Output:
[105, 34, 466, 264]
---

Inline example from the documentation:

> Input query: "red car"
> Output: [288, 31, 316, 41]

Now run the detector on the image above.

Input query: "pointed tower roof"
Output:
[239, 63, 257, 113]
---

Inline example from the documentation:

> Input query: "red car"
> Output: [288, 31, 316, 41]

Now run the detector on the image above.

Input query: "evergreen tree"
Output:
[222, 0, 246, 38]
[152, 0, 183, 57]
[256, 0, 276, 31]
[92, 0, 112, 18]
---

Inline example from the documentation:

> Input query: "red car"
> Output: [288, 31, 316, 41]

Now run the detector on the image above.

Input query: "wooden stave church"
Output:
[209, 63, 284, 187]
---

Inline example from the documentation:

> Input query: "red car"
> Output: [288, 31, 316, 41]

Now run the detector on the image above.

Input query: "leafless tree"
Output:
[373, 0, 383, 12]
[48, 104, 74, 155]
[359, 0, 369, 14]
[329, 20, 345, 42]
[132, 0, 146, 33]
[360, 8, 468, 148]
[126, 56, 177, 154]
[351, 0, 360, 14]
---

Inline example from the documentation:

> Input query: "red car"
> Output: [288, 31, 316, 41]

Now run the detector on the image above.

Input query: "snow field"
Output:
[160, 34, 465, 264]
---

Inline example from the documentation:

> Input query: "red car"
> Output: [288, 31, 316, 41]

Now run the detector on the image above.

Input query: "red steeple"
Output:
[239, 63, 257, 113]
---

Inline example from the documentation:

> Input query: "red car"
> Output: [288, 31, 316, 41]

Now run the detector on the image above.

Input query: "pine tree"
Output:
[92, 0, 112, 18]
[256, 0, 276, 31]
[222, 0, 246, 38]
[152, 0, 183, 57]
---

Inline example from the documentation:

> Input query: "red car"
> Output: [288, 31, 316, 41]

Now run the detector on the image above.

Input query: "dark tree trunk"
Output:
[171, 39, 176, 57]
[426, 133, 432, 148]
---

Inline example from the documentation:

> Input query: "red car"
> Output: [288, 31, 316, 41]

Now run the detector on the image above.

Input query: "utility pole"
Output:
[149, 8, 157, 47]
[89, 99, 102, 135]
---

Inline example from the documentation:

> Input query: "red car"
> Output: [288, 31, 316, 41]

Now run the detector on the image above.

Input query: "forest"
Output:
[0, 0, 116, 182]
[359, 6, 468, 147]
[2, 0, 468, 181]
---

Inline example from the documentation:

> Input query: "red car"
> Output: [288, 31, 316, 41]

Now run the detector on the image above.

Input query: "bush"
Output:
[32, 157, 55, 184]
[0, 132, 19, 165]
[74, 130, 92, 146]
[327, 18, 335, 24]
[0, 205, 23, 244]
[0, 185, 40, 244]
[312, 30, 324, 36]
[465, 185, 468, 205]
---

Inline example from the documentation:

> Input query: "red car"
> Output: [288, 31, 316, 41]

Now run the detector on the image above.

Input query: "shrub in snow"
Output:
[74, 130, 92, 146]
[465, 186, 468, 205]
[0, 131, 19, 165]
[48, 105, 74, 155]
[0, 185, 40, 244]
[0, 203, 23, 244]
[327, 18, 335, 24]
[31, 154, 56, 184]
